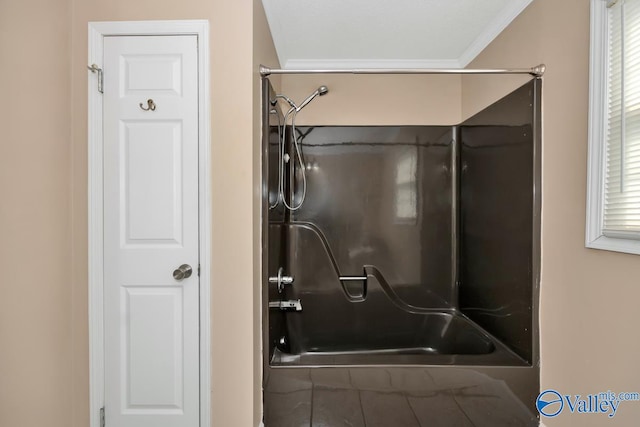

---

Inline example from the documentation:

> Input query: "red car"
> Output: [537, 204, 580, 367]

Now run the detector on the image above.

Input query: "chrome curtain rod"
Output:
[260, 64, 546, 77]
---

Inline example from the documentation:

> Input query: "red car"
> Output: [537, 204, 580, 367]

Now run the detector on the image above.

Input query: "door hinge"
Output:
[198, 264, 201, 277]
[87, 64, 104, 94]
[100, 407, 105, 427]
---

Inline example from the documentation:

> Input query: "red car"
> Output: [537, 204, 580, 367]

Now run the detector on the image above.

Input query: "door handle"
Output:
[173, 264, 193, 281]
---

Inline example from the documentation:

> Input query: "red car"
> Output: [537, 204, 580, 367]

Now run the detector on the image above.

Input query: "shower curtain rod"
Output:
[260, 64, 546, 77]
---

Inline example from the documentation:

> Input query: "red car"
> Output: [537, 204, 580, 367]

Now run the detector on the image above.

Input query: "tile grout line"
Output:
[309, 385, 314, 427]
[404, 392, 423, 427]
[308, 368, 314, 427]
[452, 391, 478, 427]
[357, 389, 367, 426]
[349, 369, 369, 426]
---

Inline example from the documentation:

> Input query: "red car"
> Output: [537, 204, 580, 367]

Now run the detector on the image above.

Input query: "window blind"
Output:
[604, 0, 640, 234]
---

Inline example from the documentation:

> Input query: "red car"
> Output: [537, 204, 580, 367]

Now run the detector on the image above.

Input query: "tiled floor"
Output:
[264, 368, 538, 426]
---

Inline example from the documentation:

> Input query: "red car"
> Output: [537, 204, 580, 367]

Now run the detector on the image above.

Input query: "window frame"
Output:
[586, 0, 640, 255]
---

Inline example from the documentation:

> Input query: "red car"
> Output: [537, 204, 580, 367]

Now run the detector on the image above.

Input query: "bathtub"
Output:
[271, 273, 526, 367]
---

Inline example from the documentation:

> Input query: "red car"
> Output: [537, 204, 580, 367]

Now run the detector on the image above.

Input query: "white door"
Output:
[103, 35, 200, 427]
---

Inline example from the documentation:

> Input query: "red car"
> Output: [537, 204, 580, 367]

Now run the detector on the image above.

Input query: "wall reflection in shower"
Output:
[290, 126, 454, 309]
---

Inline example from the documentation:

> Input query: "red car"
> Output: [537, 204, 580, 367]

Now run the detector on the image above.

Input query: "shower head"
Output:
[272, 86, 329, 112]
[296, 85, 329, 112]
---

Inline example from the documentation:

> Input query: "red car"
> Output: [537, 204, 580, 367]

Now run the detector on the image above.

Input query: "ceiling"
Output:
[261, 0, 534, 69]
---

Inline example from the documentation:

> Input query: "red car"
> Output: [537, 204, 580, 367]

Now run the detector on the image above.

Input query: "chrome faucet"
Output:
[269, 267, 294, 293]
[269, 299, 303, 311]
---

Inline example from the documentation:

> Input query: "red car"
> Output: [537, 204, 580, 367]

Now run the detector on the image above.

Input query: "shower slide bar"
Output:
[259, 64, 546, 77]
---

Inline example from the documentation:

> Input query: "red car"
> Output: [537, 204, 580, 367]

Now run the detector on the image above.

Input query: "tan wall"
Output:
[68, 1, 272, 426]
[463, 0, 640, 425]
[0, 1, 273, 427]
[0, 1, 73, 426]
[279, 74, 461, 125]
[0, 0, 273, 424]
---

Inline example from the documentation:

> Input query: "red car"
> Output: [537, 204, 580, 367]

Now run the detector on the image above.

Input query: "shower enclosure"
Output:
[262, 76, 541, 426]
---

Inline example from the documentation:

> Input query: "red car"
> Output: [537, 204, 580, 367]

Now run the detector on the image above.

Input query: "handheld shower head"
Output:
[270, 85, 329, 211]
[296, 85, 329, 111]
[272, 86, 329, 112]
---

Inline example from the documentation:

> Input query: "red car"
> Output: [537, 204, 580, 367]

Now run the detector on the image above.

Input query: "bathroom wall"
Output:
[279, 74, 462, 125]
[1, 1, 277, 427]
[0, 1, 72, 426]
[70, 1, 279, 426]
[462, 0, 640, 425]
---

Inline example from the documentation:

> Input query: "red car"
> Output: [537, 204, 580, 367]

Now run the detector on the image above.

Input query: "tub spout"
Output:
[269, 299, 303, 311]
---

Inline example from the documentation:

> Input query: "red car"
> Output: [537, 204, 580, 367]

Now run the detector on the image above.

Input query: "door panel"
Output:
[103, 35, 199, 427]
[125, 286, 184, 410]
[123, 120, 183, 245]
[122, 54, 183, 95]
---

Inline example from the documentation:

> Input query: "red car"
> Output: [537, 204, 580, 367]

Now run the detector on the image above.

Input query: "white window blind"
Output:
[604, 0, 640, 235]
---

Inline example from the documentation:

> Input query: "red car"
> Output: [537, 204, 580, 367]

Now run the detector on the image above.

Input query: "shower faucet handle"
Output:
[269, 267, 294, 293]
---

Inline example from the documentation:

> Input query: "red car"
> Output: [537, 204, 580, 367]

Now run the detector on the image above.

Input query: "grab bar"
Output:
[339, 275, 367, 281]
[339, 274, 367, 302]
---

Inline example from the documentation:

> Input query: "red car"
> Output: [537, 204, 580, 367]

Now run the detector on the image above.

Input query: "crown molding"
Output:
[458, 0, 534, 67]
[284, 58, 463, 70]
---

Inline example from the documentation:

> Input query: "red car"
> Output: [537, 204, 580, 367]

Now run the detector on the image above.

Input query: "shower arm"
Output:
[259, 64, 546, 77]
[271, 94, 297, 109]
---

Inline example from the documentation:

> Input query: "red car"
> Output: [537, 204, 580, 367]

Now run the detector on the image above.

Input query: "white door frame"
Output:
[88, 20, 211, 427]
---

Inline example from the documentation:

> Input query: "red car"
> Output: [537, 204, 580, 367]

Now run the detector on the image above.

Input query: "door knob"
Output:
[173, 264, 193, 281]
